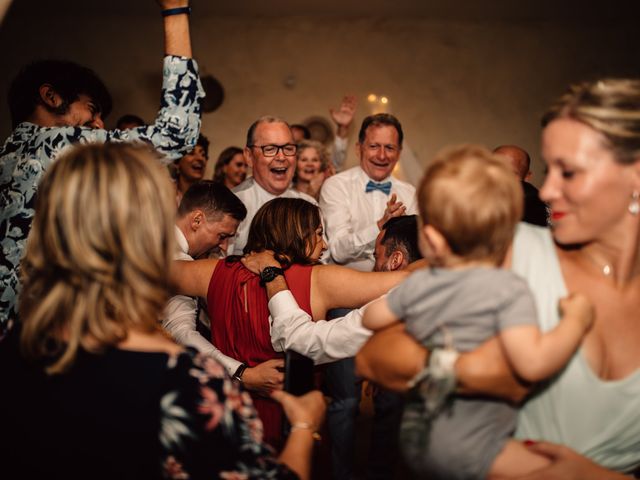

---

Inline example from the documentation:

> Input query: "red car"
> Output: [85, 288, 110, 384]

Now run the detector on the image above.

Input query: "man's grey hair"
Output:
[245, 115, 291, 147]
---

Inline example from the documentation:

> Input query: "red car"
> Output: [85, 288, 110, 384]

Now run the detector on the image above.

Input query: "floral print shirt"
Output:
[0, 56, 204, 336]
[161, 350, 297, 479]
[0, 330, 298, 480]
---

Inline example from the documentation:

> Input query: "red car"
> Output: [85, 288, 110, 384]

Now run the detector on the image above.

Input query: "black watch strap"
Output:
[232, 363, 248, 382]
[259, 266, 285, 286]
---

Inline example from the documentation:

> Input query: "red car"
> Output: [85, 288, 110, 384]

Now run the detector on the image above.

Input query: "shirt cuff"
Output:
[268, 290, 300, 317]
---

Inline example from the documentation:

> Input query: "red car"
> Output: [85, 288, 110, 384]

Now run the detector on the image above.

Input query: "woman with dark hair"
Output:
[174, 197, 406, 448]
[213, 145, 248, 189]
[173, 133, 210, 205]
[0, 143, 324, 480]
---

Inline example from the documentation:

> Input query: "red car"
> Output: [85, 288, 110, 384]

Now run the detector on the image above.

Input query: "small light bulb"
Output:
[380, 96, 388, 104]
[367, 94, 377, 102]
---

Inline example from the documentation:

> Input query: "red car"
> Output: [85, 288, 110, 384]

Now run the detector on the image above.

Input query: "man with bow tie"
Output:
[318, 113, 416, 480]
[320, 113, 417, 272]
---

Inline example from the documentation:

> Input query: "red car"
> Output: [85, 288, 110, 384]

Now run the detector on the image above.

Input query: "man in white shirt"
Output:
[320, 113, 417, 271]
[229, 116, 317, 255]
[163, 181, 246, 375]
[163, 181, 284, 393]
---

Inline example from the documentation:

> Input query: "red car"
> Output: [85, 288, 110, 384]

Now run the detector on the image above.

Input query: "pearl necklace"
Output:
[583, 252, 613, 277]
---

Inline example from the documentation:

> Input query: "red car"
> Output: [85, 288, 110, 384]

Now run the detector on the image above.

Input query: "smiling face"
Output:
[177, 144, 208, 183]
[306, 223, 327, 262]
[58, 94, 104, 129]
[245, 122, 295, 195]
[223, 153, 248, 188]
[540, 118, 637, 246]
[296, 146, 322, 182]
[357, 124, 402, 181]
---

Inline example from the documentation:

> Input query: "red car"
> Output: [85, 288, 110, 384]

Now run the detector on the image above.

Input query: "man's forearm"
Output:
[265, 275, 289, 299]
[355, 323, 426, 392]
[162, 5, 192, 57]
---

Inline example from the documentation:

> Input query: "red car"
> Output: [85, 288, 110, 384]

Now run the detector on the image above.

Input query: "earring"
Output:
[629, 191, 640, 216]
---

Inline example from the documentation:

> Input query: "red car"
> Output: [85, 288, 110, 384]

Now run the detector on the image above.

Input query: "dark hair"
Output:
[243, 198, 321, 267]
[358, 113, 404, 147]
[291, 124, 311, 139]
[8, 60, 112, 128]
[245, 115, 290, 147]
[177, 180, 247, 222]
[381, 215, 422, 264]
[213, 146, 243, 183]
[116, 114, 145, 130]
[195, 134, 210, 159]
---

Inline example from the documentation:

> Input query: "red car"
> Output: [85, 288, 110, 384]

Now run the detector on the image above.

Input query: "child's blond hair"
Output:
[417, 144, 523, 265]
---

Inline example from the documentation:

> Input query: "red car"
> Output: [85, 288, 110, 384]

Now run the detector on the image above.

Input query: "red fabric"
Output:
[207, 260, 313, 449]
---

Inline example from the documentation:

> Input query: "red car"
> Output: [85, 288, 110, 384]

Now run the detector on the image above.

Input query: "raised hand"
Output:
[377, 193, 407, 230]
[330, 95, 357, 137]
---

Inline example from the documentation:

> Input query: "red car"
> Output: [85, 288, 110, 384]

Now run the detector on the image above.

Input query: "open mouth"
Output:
[191, 161, 205, 173]
[270, 166, 289, 178]
[370, 160, 390, 168]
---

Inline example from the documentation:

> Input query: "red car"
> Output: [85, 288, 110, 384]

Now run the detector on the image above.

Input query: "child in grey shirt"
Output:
[363, 145, 593, 480]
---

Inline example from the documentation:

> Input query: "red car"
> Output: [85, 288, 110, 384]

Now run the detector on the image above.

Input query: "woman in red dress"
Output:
[174, 198, 406, 448]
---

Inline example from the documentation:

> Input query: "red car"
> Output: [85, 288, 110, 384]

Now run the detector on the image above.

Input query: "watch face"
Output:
[260, 266, 283, 284]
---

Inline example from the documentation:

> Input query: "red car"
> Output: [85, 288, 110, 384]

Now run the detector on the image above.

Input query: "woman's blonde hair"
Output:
[542, 78, 640, 165]
[19, 143, 176, 374]
[417, 144, 523, 265]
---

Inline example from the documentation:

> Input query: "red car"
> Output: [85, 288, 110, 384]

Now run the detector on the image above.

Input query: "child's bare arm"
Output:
[499, 292, 594, 382]
[362, 296, 400, 331]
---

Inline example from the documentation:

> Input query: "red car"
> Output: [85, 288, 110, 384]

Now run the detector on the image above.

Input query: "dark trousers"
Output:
[323, 309, 404, 480]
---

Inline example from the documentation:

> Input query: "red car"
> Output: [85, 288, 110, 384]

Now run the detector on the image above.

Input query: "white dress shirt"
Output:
[268, 290, 373, 365]
[319, 166, 417, 271]
[162, 226, 242, 375]
[229, 177, 317, 256]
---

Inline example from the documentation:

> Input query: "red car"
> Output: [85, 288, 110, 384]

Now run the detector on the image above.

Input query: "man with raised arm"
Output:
[0, 0, 204, 336]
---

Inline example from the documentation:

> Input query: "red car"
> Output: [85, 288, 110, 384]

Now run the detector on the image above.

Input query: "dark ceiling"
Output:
[5, 0, 640, 23]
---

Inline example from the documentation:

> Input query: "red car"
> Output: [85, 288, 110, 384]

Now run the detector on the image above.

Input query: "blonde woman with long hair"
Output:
[0, 143, 324, 480]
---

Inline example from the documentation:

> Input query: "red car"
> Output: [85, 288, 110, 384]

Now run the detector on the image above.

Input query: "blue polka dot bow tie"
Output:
[365, 180, 392, 195]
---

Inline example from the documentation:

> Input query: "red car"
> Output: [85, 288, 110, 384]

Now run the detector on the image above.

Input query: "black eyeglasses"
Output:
[250, 144, 298, 157]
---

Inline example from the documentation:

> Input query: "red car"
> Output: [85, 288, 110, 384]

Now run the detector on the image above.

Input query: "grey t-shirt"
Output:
[387, 267, 537, 480]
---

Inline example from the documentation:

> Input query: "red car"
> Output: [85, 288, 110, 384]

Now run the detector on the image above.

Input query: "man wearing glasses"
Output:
[229, 116, 317, 255]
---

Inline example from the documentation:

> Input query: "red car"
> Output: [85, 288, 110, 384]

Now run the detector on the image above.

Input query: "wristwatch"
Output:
[232, 363, 248, 382]
[259, 266, 284, 286]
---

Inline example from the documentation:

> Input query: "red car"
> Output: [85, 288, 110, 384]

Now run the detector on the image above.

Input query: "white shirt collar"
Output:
[357, 166, 393, 185]
[174, 225, 190, 255]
